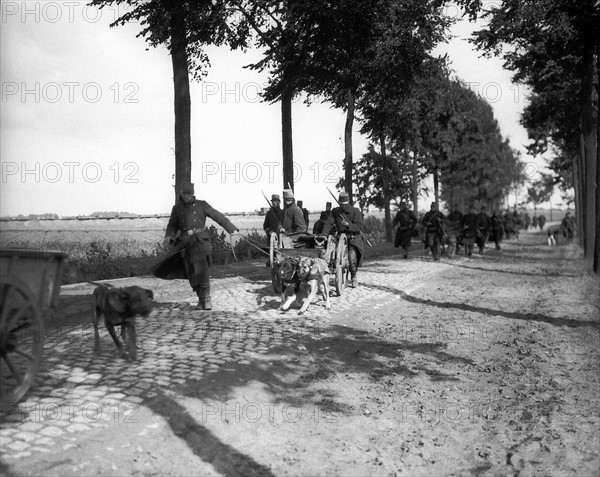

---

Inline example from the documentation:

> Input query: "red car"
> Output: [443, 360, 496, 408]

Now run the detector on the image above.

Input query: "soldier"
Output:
[391, 202, 418, 259]
[531, 215, 538, 229]
[280, 189, 307, 236]
[489, 210, 504, 251]
[446, 206, 464, 257]
[503, 209, 516, 240]
[263, 194, 283, 239]
[523, 212, 531, 230]
[560, 211, 576, 242]
[476, 206, 492, 255]
[297, 200, 310, 230]
[422, 202, 446, 261]
[153, 182, 240, 311]
[320, 191, 365, 287]
[461, 206, 479, 257]
[312, 211, 329, 235]
[538, 214, 547, 230]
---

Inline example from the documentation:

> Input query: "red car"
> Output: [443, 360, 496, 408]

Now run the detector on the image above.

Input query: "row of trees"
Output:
[471, 0, 599, 271]
[92, 1, 597, 271]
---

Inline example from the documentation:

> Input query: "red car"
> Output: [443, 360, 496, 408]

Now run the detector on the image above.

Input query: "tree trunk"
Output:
[170, 5, 191, 202]
[281, 88, 294, 191]
[380, 134, 392, 242]
[411, 153, 419, 215]
[433, 165, 439, 204]
[594, 37, 600, 274]
[573, 147, 584, 248]
[580, 32, 596, 261]
[344, 88, 355, 202]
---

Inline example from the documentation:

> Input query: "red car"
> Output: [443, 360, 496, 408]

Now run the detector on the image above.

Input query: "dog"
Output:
[278, 256, 331, 315]
[91, 284, 154, 360]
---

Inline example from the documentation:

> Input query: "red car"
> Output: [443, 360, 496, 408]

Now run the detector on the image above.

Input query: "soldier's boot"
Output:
[194, 289, 205, 310]
[200, 286, 212, 311]
[350, 273, 358, 288]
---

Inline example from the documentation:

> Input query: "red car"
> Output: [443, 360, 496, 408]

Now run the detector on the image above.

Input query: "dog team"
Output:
[93, 184, 362, 360]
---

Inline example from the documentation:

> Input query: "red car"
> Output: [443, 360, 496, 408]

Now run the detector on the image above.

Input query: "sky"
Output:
[0, 1, 557, 217]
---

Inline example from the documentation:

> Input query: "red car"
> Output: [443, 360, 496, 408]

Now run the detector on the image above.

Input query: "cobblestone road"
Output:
[0, 254, 444, 462]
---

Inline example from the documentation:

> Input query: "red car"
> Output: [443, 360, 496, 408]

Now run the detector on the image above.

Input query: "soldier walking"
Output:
[461, 206, 479, 257]
[153, 182, 240, 310]
[476, 206, 492, 255]
[489, 210, 505, 251]
[392, 202, 418, 259]
[422, 202, 446, 261]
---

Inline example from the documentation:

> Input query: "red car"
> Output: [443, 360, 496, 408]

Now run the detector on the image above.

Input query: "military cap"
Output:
[271, 194, 281, 201]
[339, 191, 349, 204]
[283, 189, 294, 199]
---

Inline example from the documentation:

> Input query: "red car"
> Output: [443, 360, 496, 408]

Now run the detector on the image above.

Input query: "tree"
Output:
[527, 172, 555, 213]
[92, 0, 249, 200]
[471, 0, 599, 269]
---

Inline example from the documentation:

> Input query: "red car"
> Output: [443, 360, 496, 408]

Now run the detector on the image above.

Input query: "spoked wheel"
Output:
[335, 233, 349, 296]
[270, 233, 282, 293]
[0, 276, 44, 405]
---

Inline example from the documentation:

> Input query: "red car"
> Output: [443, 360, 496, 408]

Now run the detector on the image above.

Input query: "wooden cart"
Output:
[0, 249, 68, 405]
[269, 233, 349, 296]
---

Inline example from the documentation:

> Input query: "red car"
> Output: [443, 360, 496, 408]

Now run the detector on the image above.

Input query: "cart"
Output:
[0, 249, 68, 405]
[269, 233, 349, 296]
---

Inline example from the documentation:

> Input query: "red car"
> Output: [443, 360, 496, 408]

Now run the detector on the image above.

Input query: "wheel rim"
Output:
[0, 276, 44, 405]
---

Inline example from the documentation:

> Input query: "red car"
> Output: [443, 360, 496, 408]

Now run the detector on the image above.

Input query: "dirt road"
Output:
[1, 227, 599, 476]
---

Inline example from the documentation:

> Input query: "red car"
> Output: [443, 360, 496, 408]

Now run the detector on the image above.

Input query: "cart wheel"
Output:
[335, 233, 349, 296]
[270, 233, 282, 293]
[0, 276, 44, 405]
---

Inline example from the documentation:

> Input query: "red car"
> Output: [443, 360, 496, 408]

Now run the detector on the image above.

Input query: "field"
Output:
[0, 214, 317, 258]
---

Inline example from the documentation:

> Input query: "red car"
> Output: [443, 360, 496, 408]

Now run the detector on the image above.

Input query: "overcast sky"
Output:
[0, 1, 552, 217]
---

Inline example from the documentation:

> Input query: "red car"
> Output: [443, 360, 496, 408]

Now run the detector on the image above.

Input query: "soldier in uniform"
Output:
[280, 189, 307, 236]
[489, 209, 505, 251]
[263, 194, 283, 239]
[391, 202, 418, 259]
[476, 206, 492, 255]
[153, 182, 240, 311]
[320, 191, 365, 287]
[297, 200, 310, 230]
[560, 211, 576, 242]
[421, 202, 446, 261]
[461, 206, 479, 257]
[445, 206, 464, 257]
[538, 213, 547, 230]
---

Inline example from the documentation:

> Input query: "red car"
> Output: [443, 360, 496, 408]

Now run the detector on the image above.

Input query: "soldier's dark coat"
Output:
[282, 203, 307, 234]
[392, 209, 418, 248]
[263, 206, 284, 237]
[152, 198, 237, 288]
[321, 205, 365, 266]
[461, 212, 479, 246]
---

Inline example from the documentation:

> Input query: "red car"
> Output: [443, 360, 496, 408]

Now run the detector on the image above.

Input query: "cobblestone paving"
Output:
[0, 255, 444, 460]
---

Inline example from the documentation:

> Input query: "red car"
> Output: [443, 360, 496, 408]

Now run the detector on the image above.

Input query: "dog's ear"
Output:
[107, 290, 129, 313]
[145, 289, 154, 300]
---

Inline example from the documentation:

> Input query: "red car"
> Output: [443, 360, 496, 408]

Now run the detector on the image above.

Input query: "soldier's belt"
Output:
[186, 227, 207, 236]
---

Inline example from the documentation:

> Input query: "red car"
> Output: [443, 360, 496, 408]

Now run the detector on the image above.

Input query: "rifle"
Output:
[326, 187, 373, 247]
[261, 190, 272, 208]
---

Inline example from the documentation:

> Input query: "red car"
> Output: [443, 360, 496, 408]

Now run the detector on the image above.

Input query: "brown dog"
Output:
[278, 256, 331, 315]
[91, 284, 154, 360]
[295, 257, 331, 314]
